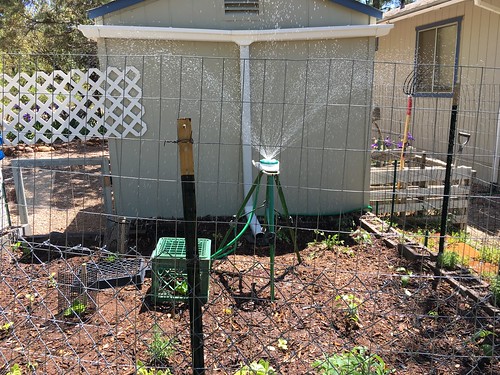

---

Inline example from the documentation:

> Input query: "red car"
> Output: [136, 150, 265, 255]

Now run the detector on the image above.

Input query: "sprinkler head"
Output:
[252, 158, 280, 174]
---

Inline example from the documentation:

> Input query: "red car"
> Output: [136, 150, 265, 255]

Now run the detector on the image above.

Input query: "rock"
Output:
[36, 145, 53, 152]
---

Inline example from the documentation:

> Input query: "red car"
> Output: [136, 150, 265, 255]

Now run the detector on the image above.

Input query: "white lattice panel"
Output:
[0, 67, 147, 145]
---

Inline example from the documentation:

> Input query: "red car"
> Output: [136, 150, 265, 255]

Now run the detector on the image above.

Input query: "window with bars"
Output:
[224, 0, 259, 15]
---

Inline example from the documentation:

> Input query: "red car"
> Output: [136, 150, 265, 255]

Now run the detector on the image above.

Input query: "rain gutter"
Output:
[79, 23, 393, 235]
[78, 24, 393, 43]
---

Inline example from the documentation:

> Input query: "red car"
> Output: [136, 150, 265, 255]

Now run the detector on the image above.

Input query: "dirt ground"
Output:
[0, 141, 499, 374]
[1, 235, 499, 374]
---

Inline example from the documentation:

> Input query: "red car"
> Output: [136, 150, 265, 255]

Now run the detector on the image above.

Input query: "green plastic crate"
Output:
[150, 237, 211, 304]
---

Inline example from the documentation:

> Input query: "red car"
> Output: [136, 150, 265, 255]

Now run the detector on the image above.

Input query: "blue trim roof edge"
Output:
[88, 0, 144, 19]
[88, 0, 382, 20]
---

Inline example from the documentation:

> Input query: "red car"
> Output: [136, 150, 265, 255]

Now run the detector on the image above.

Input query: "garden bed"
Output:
[370, 152, 474, 227]
[1, 230, 499, 374]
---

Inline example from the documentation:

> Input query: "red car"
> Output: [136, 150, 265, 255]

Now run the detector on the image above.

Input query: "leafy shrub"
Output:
[312, 346, 394, 374]
[234, 359, 276, 375]
[148, 325, 177, 365]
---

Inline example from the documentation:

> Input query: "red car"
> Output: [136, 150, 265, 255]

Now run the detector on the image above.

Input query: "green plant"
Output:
[395, 267, 413, 287]
[234, 359, 276, 375]
[1, 321, 13, 332]
[137, 360, 172, 375]
[312, 346, 394, 374]
[448, 230, 470, 245]
[335, 294, 362, 324]
[277, 338, 288, 351]
[47, 272, 57, 288]
[105, 253, 118, 262]
[478, 245, 500, 264]
[63, 299, 86, 317]
[5, 364, 22, 375]
[490, 275, 500, 307]
[437, 251, 465, 270]
[309, 230, 344, 250]
[471, 329, 496, 357]
[350, 228, 372, 246]
[148, 326, 177, 365]
[174, 279, 188, 296]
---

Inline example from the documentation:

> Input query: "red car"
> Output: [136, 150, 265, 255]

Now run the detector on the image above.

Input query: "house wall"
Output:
[100, 37, 374, 219]
[375, 0, 500, 184]
[99, 0, 373, 29]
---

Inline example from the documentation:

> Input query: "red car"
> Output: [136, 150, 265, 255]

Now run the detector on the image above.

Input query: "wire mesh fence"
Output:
[0, 54, 499, 374]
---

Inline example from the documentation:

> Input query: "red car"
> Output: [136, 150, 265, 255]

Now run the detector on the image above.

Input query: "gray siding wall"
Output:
[100, 38, 374, 219]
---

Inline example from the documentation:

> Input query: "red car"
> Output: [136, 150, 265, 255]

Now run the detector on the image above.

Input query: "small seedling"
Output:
[396, 267, 412, 287]
[47, 272, 57, 288]
[350, 228, 372, 246]
[309, 229, 344, 250]
[234, 359, 276, 375]
[63, 299, 87, 317]
[312, 346, 394, 374]
[471, 329, 496, 357]
[5, 364, 22, 375]
[137, 360, 172, 375]
[0, 321, 13, 338]
[427, 310, 439, 318]
[277, 338, 288, 351]
[105, 253, 118, 262]
[335, 294, 362, 324]
[148, 325, 177, 365]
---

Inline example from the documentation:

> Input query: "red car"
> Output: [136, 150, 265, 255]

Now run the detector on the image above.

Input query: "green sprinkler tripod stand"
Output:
[212, 158, 302, 301]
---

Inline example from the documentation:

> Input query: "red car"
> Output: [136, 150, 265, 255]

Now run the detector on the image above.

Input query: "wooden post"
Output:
[177, 118, 205, 374]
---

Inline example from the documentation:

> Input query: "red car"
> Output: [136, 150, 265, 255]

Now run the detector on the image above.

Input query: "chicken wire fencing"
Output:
[0, 54, 499, 374]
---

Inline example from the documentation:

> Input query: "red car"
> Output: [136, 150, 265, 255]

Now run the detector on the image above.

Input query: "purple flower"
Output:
[384, 137, 394, 148]
[407, 132, 415, 141]
[23, 113, 32, 122]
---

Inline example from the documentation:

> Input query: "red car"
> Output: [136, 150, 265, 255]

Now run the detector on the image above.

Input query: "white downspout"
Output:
[239, 43, 262, 235]
[492, 104, 500, 185]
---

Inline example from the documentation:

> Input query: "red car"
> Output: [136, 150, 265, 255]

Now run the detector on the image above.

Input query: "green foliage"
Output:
[277, 338, 288, 351]
[490, 276, 500, 307]
[312, 346, 394, 374]
[63, 299, 86, 317]
[136, 361, 172, 375]
[395, 267, 412, 287]
[0, 0, 110, 72]
[148, 326, 177, 365]
[174, 279, 188, 296]
[448, 230, 470, 245]
[350, 228, 372, 246]
[1, 321, 13, 332]
[234, 359, 277, 375]
[437, 251, 461, 270]
[335, 294, 362, 323]
[471, 330, 496, 357]
[5, 363, 22, 375]
[309, 230, 344, 250]
[478, 245, 500, 264]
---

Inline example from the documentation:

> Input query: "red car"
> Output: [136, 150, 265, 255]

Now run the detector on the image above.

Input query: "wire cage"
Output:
[57, 263, 98, 317]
